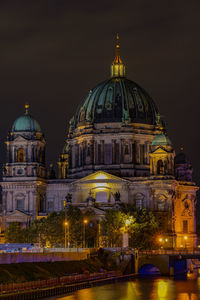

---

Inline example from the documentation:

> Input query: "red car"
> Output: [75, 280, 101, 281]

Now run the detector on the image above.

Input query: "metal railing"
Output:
[0, 271, 122, 295]
[138, 249, 200, 255]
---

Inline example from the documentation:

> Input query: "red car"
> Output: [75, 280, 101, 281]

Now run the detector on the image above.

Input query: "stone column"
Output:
[101, 140, 104, 164]
[29, 191, 33, 213]
[94, 141, 97, 164]
[6, 144, 9, 163]
[11, 146, 14, 162]
[72, 144, 75, 168]
[2, 191, 7, 214]
[144, 142, 148, 164]
[146, 142, 150, 164]
[7, 191, 12, 211]
[91, 140, 94, 165]
[25, 192, 29, 211]
[120, 139, 123, 163]
[129, 140, 132, 163]
[112, 140, 115, 164]
[135, 141, 140, 164]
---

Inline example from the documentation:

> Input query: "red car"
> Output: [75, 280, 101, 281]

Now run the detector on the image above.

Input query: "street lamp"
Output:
[64, 221, 69, 248]
[184, 236, 188, 249]
[83, 219, 88, 248]
[122, 217, 133, 248]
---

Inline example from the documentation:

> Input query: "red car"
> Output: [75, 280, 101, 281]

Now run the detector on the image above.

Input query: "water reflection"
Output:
[50, 277, 200, 300]
[157, 280, 168, 298]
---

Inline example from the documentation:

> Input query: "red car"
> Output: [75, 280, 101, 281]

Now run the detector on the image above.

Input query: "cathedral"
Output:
[0, 37, 198, 249]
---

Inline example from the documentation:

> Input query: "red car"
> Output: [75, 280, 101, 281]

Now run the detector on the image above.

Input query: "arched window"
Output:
[164, 159, 169, 174]
[157, 160, 164, 175]
[135, 193, 144, 209]
[87, 145, 91, 156]
[15, 193, 25, 210]
[17, 148, 24, 162]
[125, 144, 129, 155]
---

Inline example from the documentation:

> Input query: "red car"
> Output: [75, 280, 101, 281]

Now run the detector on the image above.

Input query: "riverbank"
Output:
[0, 272, 134, 300]
[0, 253, 117, 284]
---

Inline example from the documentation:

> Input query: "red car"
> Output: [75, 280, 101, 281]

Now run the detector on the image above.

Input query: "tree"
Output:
[101, 210, 132, 247]
[5, 222, 26, 243]
[129, 209, 159, 249]
[65, 205, 83, 247]
[101, 208, 160, 249]
[82, 209, 98, 248]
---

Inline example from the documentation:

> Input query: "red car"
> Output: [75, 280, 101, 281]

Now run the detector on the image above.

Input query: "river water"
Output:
[49, 276, 200, 300]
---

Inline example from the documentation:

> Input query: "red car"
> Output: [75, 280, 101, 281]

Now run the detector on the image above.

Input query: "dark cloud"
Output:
[0, 0, 200, 185]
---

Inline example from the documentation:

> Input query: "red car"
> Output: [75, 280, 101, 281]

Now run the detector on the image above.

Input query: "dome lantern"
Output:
[110, 34, 125, 78]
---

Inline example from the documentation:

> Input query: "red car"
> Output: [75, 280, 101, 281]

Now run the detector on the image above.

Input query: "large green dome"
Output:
[12, 104, 41, 132]
[73, 77, 159, 128]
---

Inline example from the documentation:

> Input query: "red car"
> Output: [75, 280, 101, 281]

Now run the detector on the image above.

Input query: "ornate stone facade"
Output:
[1, 104, 47, 227]
[0, 39, 198, 249]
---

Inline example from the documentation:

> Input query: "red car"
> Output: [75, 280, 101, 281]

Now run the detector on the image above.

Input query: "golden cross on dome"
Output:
[116, 33, 120, 48]
[25, 102, 29, 114]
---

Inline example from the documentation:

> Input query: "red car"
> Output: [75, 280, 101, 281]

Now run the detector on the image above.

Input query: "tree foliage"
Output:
[5, 206, 162, 249]
[102, 208, 160, 249]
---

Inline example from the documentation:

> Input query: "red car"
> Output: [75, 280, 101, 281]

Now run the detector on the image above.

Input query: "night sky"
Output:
[0, 1, 200, 184]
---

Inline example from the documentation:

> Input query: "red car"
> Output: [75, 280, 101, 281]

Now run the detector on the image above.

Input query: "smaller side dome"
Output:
[174, 148, 193, 182]
[151, 133, 172, 147]
[174, 150, 190, 165]
[12, 104, 41, 132]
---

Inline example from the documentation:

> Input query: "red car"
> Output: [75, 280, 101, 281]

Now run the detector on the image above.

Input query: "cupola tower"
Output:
[1, 104, 47, 225]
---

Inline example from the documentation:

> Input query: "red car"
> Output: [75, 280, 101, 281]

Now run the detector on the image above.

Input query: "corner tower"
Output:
[1, 104, 47, 226]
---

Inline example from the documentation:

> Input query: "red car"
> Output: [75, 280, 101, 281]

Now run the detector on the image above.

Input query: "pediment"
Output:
[6, 210, 31, 223]
[72, 171, 129, 184]
[13, 135, 27, 142]
[81, 206, 105, 216]
[150, 146, 169, 154]
[7, 210, 30, 217]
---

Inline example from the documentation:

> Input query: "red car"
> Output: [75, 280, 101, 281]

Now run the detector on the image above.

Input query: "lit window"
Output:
[96, 192, 108, 203]
[183, 220, 188, 233]
[17, 148, 24, 162]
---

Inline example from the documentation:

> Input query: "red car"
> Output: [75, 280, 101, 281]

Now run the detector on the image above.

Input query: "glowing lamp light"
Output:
[184, 236, 188, 240]
[64, 221, 69, 226]
[95, 173, 107, 180]
[125, 217, 133, 226]
[159, 238, 163, 243]
[94, 183, 107, 189]
[165, 238, 168, 242]
[83, 219, 88, 224]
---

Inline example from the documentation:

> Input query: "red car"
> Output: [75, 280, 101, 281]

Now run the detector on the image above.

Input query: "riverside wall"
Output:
[0, 252, 88, 264]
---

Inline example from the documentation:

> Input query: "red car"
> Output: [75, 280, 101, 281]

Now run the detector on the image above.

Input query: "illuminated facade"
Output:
[0, 38, 198, 248]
